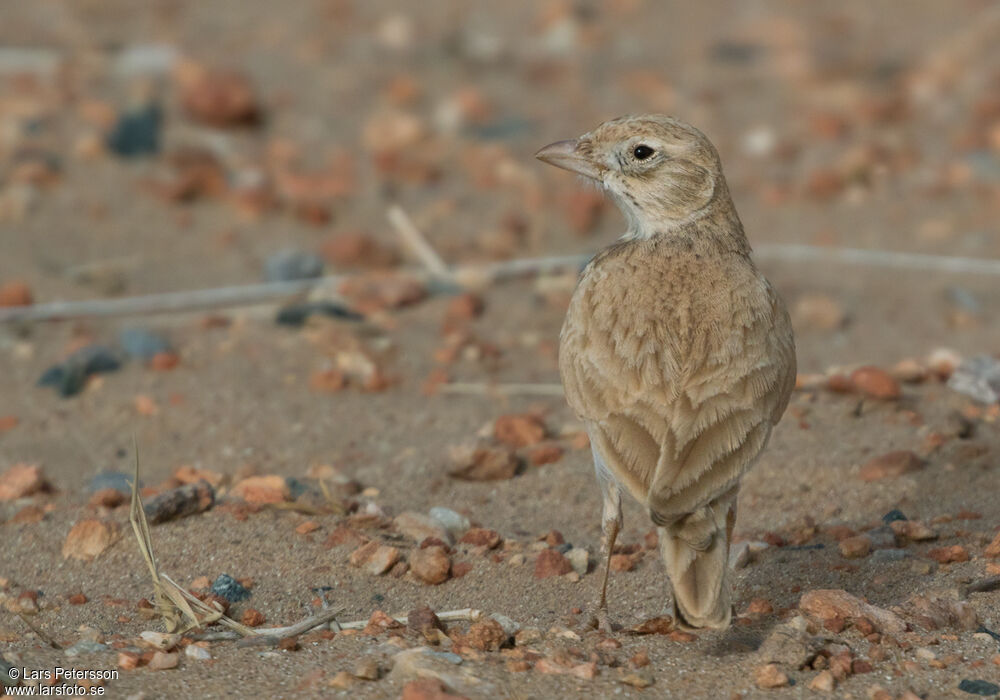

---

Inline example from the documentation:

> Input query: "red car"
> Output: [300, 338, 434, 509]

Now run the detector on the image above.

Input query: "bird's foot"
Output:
[588, 608, 615, 635]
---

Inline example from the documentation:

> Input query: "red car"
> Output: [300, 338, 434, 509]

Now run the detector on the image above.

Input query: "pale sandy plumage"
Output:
[537, 115, 796, 631]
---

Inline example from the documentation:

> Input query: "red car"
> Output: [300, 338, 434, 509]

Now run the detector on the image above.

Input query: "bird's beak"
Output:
[535, 139, 602, 181]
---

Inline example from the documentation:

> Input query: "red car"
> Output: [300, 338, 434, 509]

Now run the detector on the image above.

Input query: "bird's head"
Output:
[536, 114, 726, 236]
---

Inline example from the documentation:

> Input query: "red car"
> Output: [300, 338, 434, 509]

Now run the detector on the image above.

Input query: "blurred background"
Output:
[1, 0, 999, 468]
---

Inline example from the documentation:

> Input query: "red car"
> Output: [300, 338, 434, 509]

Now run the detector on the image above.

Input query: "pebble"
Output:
[958, 679, 1000, 696]
[985, 532, 1000, 558]
[275, 301, 362, 326]
[429, 507, 470, 538]
[890, 519, 937, 541]
[566, 548, 589, 576]
[448, 445, 520, 481]
[754, 663, 789, 689]
[493, 414, 547, 447]
[948, 355, 1000, 404]
[140, 631, 179, 650]
[106, 103, 163, 157]
[881, 509, 908, 524]
[454, 619, 506, 651]
[353, 658, 380, 681]
[63, 640, 109, 657]
[410, 545, 451, 584]
[147, 651, 179, 671]
[858, 451, 924, 481]
[211, 574, 251, 602]
[264, 250, 325, 282]
[231, 475, 290, 504]
[0, 463, 47, 501]
[395, 512, 453, 545]
[388, 647, 481, 696]
[185, 645, 211, 661]
[0, 280, 33, 307]
[927, 545, 969, 564]
[177, 65, 259, 127]
[62, 520, 116, 561]
[458, 528, 502, 549]
[119, 328, 171, 360]
[533, 549, 572, 579]
[839, 535, 873, 559]
[88, 471, 135, 494]
[808, 670, 835, 692]
[367, 545, 401, 575]
[850, 366, 901, 399]
[38, 345, 123, 398]
[872, 548, 907, 562]
[729, 541, 751, 569]
[620, 671, 654, 688]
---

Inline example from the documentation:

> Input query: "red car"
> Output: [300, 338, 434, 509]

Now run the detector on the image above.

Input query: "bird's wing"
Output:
[561, 261, 795, 521]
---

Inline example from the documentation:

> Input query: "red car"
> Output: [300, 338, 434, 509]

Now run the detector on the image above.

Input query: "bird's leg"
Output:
[591, 454, 622, 634]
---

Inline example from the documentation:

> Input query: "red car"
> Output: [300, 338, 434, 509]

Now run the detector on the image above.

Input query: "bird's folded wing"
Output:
[562, 280, 795, 521]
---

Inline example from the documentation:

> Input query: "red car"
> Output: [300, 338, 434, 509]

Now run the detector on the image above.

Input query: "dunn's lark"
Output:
[536, 115, 796, 631]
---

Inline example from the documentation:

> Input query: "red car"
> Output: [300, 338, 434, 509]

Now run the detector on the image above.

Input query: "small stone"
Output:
[362, 610, 405, 636]
[296, 521, 319, 535]
[410, 546, 451, 584]
[400, 678, 468, 700]
[984, 531, 1000, 558]
[850, 367, 901, 399]
[958, 679, 1000, 696]
[881, 509, 907, 524]
[566, 548, 589, 576]
[428, 508, 470, 538]
[147, 651, 179, 671]
[746, 598, 774, 615]
[185, 644, 211, 661]
[620, 671, 654, 688]
[858, 451, 924, 481]
[927, 545, 969, 564]
[872, 548, 907, 562]
[629, 617, 674, 635]
[454, 619, 506, 651]
[458, 528, 501, 550]
[68, 593, 88, 605]
[527, 444, 564, 466]
[211, 574, 251, 602]
[396, 512, 453, 545]
[177, 64, 259, 127]
[119, 328, 171, 360]
[0, 463, 47, 501]
[117, 651, 141, 670]
[389, 647, 479, 695]
[839, 535, 873, 559]
[407, 606, 444, 636]
[353, 657, 380, 680]
[890, 520, 938, 541]
[610, 552, 640, 571]
[947, 355, 1000, 404]
[534, 549, 572, 579]
[241, 609, 265, 627]
[367, 545, 401, 575]
[754, 663, 789, 689]
[808, 670, 836, 692]
[106, 103, 162, 157]
[62, 520, 116, 561]
[264, 249, 325, 283]
[448, 445, 520, 481]
[0, 280, 33, 307]
[328, 671, 354, 690]
[729, 541, 751, 569]
[63, 639, 108, 657]
[493, 414, 547, 447]
[231, 475, 290, 504]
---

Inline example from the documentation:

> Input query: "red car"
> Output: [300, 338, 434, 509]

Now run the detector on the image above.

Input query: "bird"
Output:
[535, 115, 796, 632]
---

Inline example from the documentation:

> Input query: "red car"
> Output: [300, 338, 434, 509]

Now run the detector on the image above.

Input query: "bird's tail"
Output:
[657, 492, 737, 630]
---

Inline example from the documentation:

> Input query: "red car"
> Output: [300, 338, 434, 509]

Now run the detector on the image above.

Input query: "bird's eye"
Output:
[633, 145, 654, 160]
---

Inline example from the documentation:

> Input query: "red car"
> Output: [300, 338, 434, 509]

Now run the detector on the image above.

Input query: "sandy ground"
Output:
[2, 1, 1000, 698]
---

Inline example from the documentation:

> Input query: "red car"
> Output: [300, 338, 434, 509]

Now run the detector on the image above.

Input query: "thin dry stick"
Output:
[437, 382, 565, 397]
[15, 612, 60, 649]
[387, 204, 450, 275]
[0, 255, 587, 323]
[6, 244, 1000, 324]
